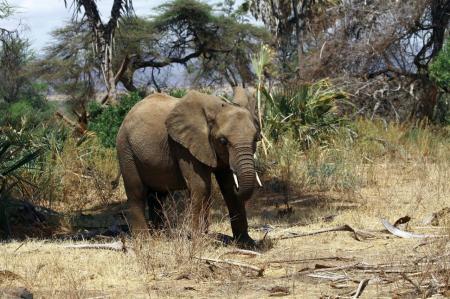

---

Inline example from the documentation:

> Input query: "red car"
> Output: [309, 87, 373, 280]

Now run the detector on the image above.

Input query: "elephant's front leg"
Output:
[178, 158, 212, 235]
[215, 169, 255, 248]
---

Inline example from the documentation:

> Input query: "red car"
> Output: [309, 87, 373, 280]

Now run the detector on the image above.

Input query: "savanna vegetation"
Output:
[0, 0, 449, 298]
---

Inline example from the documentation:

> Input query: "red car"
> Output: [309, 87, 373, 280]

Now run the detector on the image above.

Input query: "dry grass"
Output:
[1, 120, 449, 298]
[35, 134, 125, 213]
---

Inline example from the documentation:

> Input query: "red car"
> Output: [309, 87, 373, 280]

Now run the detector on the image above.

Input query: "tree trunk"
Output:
[292, 0, 302, 77]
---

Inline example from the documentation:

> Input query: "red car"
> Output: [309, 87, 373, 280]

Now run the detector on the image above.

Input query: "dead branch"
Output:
[268, 256, 354, 264]
[307, 272, 348, 281]
[219, 249, 261, 258]
[351, 278, 370, 298]
[55, 111, 86, 135]
[195, 256, 264, 276]
[63, 238, 133, 254]
[381, 219, 443, 239]
[276, 224, 374, 241]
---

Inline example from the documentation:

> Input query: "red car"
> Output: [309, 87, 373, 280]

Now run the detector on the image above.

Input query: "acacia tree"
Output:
[0, 34, 34, 103]
[64, 0, 134, 105]
[0, 1, 38, 105]
[114, 0, 268, 90]
[42, 0, 267, 131]
[39, 21, 96, 133]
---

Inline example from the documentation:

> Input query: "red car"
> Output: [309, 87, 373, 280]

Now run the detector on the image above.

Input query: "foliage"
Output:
[0, 126, 45, 198]
[0, 33, 39, 104]
[263, 79, 353, 148]
[430, 37, 450, 91]
[39, 22, 95, 104]
[252, 44, 277, 156]
[0, 97, 55, 129]
[43, 0, 267, 108]
[0, 125, 45, 237]
[88, 92, 142, 148]
[432, 93, 450, 125]
[168, 88, 188, 98]
[429, 37, 450, 124]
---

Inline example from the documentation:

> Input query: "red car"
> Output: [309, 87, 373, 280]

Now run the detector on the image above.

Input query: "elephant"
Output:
[116, 87, 261, 247]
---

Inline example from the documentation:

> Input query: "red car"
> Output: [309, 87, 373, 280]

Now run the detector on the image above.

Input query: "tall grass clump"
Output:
[35, 134, 120, 212]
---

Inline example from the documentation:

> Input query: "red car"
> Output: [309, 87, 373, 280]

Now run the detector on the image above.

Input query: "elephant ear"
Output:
[165, 91, 219, 168]
[233, 86, 260, 133]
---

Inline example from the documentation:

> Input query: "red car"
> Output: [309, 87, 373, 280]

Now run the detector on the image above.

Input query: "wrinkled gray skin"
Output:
[116, 87, 259, 247]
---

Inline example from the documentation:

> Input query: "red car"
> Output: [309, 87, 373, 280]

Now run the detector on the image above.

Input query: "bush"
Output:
[88, 92, 142, 148]
[0, 96, 55, 129]
[430, 37, 450, 91]
[168, 88, 187, 98]
[263, 79, 355, 149]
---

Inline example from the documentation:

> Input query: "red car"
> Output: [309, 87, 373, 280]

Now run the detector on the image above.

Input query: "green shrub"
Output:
[430, 37, 450, 91]
[88, 92, 142, 148]
[0, 96, 55, 129]
[168, 88, 187, 98]
[429, 38, 450, 124]
[263, 79, 355, 148]
[8, 100, 33, 121]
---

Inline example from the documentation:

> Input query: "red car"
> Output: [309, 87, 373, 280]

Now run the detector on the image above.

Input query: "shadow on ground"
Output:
[1, 177, 359, 241]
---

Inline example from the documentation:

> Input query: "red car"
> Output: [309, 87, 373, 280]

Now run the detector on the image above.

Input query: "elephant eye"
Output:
[219, 137, 228, 145]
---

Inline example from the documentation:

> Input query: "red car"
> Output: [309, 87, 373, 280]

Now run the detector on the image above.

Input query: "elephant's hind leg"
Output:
[120, 158, 149, 235]
[147, 191, 167, 229]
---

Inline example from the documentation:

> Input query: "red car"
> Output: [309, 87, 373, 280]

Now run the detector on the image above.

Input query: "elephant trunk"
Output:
[230, 144, 256, 201]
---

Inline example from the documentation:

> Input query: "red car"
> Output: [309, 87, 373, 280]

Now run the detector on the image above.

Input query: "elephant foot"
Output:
[234, 233, 256, 249]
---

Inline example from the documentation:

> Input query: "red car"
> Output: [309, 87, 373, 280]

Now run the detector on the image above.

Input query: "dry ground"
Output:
[1, 122, 450, 298]
[1, 160, 449, 298]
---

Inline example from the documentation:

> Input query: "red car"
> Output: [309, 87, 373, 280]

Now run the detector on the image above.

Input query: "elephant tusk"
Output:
[233, 173, 239, 190]
[255, 172, 263, 187]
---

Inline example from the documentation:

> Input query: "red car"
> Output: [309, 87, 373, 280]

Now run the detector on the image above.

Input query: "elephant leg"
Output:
[177, 155, 212, 235]
[147, 191, 166, 229]
[120, 159, 148, 235]
[215, 169, 255, 248]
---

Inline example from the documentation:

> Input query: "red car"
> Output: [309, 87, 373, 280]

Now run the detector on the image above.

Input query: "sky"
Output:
[2, 0, 168, 53]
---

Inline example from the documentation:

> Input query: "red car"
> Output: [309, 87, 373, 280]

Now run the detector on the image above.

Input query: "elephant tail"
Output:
[111, 167, 121, 190]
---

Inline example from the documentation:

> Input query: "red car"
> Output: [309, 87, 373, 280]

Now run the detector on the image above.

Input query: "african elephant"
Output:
[116, 87, 261, 247]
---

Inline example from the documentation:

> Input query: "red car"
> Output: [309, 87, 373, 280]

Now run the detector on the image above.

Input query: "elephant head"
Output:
[165, 88, 260, 200]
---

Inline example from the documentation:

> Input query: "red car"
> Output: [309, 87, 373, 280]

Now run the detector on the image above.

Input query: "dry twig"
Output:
[219, 249, 261, 258]
[268, 256, 354, 264]
[351, 278, 370, 298]
[63, 237, 133, 254]
[195, 256, 264, 276]
[276, 224, 374, 241]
